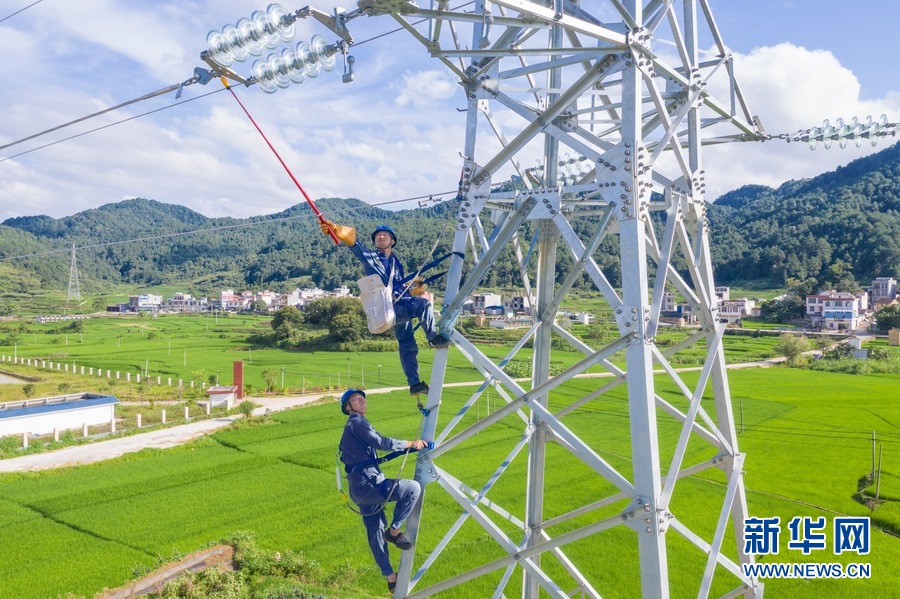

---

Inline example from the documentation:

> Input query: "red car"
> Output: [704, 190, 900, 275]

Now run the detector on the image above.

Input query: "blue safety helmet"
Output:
[340, 388, 366, 415]
[371, 224, 397, 247]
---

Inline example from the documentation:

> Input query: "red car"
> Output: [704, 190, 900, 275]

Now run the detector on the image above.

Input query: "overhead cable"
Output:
[1, 1, 476, 160]
[0, 0, 44, 24]
[0, 74, 207, 154]
[220, 77, 339, 244]
[0, 88, 227, 164]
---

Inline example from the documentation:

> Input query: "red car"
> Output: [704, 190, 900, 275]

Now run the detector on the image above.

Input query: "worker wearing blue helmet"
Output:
[338, 389, 428, 593]
[321, 218, 450, 395]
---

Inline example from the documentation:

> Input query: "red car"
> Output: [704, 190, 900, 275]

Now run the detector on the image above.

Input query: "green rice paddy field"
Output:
[1, 366, 898, 598]
[0, 313, 782, 403]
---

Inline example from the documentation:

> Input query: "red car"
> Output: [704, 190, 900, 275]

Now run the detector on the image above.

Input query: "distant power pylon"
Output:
[67, 243, 81, 302]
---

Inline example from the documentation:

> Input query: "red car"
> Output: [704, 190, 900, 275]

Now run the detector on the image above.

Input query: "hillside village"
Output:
[85, 274, 900, 344]
[101, 287, 596, 325]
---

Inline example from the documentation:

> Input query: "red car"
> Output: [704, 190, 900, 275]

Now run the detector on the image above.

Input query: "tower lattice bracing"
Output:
[354, 1, 767, 597]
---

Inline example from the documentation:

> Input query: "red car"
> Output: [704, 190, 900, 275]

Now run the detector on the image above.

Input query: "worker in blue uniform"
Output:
[338, 389, 427, 593]
[320, 219, 450, 395]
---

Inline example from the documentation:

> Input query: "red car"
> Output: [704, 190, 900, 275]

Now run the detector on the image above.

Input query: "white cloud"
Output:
[394, 70, 458, 108]
[1, 5, 898, 226]
[701, 43, 900, 201]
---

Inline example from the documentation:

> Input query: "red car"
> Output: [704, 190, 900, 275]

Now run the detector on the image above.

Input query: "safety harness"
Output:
[336, 418, 432, 516]
[398, 251, 464, 294]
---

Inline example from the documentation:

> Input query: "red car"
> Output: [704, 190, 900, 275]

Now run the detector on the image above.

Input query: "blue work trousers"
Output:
[393, 297, 437, 386]
[352, 477, 422, 576]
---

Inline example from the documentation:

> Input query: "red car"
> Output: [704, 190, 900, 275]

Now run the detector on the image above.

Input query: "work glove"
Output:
[319, 218, 356, 246]
[409, 277, 429, 296]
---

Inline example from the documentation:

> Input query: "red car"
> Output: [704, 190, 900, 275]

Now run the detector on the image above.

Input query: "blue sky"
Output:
[720, 0, 898, 101]
[0, 0, 897, 223]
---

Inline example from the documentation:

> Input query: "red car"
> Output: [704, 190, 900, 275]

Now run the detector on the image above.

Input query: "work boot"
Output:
[409, 381, 429, 395]
[383, 529, 414, 550]
[428, 334, 451, 348]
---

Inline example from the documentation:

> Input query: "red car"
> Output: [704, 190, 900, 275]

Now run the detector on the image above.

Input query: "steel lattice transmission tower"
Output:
[67, 243, 81, 302]
[351, 0, 768, 597]
[198, 0, 765, 596]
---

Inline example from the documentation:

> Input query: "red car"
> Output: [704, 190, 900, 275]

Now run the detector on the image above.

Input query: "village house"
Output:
[871, 277, 899, 311]
[489, 317, 532, 330]
[129, 294, 162, 312]
[871, 277, 898, 301]
[470, 293, 503, 314]
[718, 298, 756, 324]
[162, 293, 208, 313]
[504, 295, 534, 316]
[805, 290, 868, 331]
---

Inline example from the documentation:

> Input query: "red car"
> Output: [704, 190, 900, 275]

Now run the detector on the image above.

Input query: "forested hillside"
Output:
[708, 141, 900, 287]
[0, 197, 462, 295]
[2, 142, 899, 296]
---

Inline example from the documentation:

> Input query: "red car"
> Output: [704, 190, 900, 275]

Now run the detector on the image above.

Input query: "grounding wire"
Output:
[0, 77, 204, 153]
[0, 0, 44, 24]
[0, 87, 228, 164]
[0, 1, 476, 160]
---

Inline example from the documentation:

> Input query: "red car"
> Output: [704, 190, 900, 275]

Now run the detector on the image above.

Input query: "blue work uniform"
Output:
[340, 413, 421, 576]
[348, 240, 438, 387]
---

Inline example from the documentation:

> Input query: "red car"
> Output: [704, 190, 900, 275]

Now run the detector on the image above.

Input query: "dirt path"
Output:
[0, 391, 338, 473]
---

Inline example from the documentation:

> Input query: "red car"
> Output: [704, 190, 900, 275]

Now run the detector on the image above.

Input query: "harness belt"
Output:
[342, 447, 419, 475]
[399, 252, 464, 287]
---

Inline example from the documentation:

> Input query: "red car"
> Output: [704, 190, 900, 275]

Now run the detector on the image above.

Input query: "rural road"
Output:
[0, 391, 338, 473]
[0, 358, 789, 474]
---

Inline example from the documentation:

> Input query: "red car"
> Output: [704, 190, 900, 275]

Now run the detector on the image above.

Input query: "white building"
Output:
[470, 293, 502, 313]
[806, 290, 865, 331]
[273, 289, 302, 309]
[504, 295, 534, 315]
[561, 311, 595, 325]
[718, 298, 756, 324]
[255, 291, 276, 308]
[662, 292, 678, 313]
[872, 277, 898, 301]
[129, 294, 162, 312]
[217, 290, 249, 311]
[0, 393, 118, 437]
[489, 317, 532, 329]
[299, 287, 326, 299]
[206, 385, 238, 409]
[163, 293, 209, 313]
[659, 293, 698, 324]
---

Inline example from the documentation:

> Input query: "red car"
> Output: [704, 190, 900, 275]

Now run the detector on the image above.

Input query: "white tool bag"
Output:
[358, 273, 396, 334]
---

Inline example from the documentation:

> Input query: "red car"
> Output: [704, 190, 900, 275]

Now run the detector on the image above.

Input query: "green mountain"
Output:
[708, 141, 900, 287]
[0, 196, 458, 296]
[2, 142, 899, 298]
